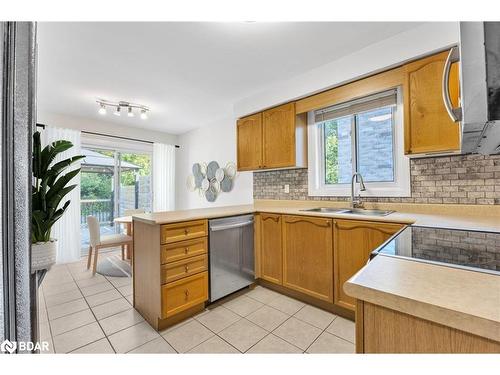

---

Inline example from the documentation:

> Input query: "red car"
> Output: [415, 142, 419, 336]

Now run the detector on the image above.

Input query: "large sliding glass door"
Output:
[80, 146, 152, 253]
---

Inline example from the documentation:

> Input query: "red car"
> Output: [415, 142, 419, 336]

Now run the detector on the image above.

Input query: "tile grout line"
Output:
[66, 260, 118, 354]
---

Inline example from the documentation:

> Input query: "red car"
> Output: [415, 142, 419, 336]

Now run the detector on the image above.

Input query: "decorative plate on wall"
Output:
[187, 160, 237, 202]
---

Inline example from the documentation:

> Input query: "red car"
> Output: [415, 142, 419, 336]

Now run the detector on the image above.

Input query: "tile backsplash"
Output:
[253, 154, 500, 205]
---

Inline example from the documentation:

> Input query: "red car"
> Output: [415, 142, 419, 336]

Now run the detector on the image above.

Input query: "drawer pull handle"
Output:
[184, 229, 189, 235]
[184, 289, 189, 299]
[184, 247, 189, 254]
[185, 265, 189, 272]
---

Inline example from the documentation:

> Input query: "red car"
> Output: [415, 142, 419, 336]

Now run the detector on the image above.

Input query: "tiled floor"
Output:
[39, 251, 355, 354]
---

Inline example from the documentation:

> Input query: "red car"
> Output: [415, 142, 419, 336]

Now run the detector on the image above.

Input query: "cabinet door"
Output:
[334, 220, 404, 310]
[260, 213, 282, 285]
[237, 113, 263, 171]
[262, 102, 296, 168]
[404, 50, 460, 155]
[282, 215, 333, 302]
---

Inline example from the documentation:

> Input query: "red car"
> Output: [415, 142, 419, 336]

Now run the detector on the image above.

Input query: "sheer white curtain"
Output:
[44, 127, 82, 263]
[153, 143, 175, 211]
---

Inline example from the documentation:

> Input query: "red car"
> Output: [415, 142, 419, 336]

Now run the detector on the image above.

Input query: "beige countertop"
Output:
[344, 255, 500, 342]
[133, 199, 500, 232]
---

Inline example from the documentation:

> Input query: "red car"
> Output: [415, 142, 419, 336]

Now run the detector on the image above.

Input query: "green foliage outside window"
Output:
[324, 120, 339, 185]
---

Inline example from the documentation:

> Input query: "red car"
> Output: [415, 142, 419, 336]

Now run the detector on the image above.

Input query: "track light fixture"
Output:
[96, 99, 150, 120]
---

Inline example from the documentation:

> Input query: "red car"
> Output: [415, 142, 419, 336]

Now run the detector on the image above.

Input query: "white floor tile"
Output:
[326, 317, 355, 343]
[306, 332, 355, 353]
[71, 338, 115, 354]
[47, 298, 88, 321]
[129, 337, 176, 354]
[188, 336, 239, 353]
[223, 295, 264, 317]
[247, 334, 303, 353]
[246, 305, 289, 331]
[294, 305, 337, 330]
[195, 306, 240, 333]
[218, 319, 267, 352]
[85, 288, 123, 307]
[108, 321, 160, 353]
[91, 298, 131, 320]
[50, 309, 96, 336]
[52, 322, 104, 353]
[163, 320, 214, 353]
[267, 295, 305, 315]
[99, 308, 144, 336]
[273, 317, 322, 350]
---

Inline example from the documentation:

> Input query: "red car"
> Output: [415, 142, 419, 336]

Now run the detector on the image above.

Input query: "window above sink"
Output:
[307, 88, 410, 197]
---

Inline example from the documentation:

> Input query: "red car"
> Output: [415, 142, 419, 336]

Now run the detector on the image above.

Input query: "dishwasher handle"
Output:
[210, 220, 254, 232]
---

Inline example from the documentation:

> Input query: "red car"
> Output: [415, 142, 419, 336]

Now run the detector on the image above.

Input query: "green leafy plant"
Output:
[32, 131, 85, 243]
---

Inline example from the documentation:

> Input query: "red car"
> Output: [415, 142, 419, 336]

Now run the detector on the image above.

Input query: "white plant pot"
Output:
[31, 239, 57, 272]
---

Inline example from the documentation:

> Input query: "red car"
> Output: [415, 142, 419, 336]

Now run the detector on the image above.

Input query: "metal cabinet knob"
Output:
[184, 247, 189, 254]
[184, 289, 189, 299]
[185, 265, 189, 272]
[184, 229, 189, 235]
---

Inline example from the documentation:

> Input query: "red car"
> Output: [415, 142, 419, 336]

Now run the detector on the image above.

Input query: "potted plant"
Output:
[31, 130, 85, 272]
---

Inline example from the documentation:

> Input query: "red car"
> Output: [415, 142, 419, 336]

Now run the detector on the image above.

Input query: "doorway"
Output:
[80, 146, 152, 254]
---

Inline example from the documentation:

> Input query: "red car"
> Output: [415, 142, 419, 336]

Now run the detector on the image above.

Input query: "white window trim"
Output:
[307, 87, 410, 197]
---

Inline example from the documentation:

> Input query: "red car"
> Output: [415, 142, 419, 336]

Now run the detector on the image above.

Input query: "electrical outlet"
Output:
[284, 184, 290, 193]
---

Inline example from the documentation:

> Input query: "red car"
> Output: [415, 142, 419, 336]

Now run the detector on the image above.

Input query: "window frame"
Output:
[307, 86, 410, 197]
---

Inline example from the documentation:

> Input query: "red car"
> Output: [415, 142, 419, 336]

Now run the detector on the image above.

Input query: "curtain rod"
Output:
[36, 123, 180, 148]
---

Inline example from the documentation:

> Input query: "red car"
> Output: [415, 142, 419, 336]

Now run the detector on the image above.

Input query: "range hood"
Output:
[444, 22, 500, 154]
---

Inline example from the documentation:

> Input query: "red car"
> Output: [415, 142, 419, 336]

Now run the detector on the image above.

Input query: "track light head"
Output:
[114, 106, 121, 116]
[127, 107, 134, 117]
[98, 104, 106, 115]
[140, 109, 148, 120]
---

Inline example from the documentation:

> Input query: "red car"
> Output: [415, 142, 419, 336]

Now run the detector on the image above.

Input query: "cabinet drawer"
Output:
[161, 255, 207, 284]
[160, 220, 208, 244]
[161, 237, 207, 264]
[161, 271, 208, 318]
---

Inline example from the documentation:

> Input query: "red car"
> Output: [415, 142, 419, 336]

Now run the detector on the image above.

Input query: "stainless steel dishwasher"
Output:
[209, 214, 254, 302]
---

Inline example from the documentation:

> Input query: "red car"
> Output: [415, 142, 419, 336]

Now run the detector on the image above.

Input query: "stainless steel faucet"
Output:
[351, 172, 366, 208]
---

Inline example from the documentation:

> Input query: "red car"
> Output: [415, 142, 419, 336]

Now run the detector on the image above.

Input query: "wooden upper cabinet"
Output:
[282, 215, 333, 302]
[237, 113, 263, 171]
[403, 50, 461, 155]
[236, 102, 307, 172]
[262, 103, 296, 168]
[259, 213, 283, 285]
[333, 219, 404, 311]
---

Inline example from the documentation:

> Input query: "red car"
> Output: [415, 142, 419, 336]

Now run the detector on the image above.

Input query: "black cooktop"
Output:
[374, 225, 500, 275]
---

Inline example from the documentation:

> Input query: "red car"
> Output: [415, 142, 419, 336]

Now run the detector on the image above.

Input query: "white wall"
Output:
[234, 22, 460, 117]
[37, 111, 178, 146]
[176, 116, 253, 210]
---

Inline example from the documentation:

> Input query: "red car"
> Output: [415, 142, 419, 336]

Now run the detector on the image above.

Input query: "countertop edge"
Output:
[344, 279, 500, 343]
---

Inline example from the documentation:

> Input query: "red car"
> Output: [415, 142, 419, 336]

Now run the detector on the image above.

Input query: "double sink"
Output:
[301, 207, 394, 217]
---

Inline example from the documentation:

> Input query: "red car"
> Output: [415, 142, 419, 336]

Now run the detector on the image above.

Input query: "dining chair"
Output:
[87, 216, 133, 275]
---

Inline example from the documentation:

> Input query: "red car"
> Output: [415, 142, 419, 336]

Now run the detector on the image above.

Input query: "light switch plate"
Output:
[284, 184, 290, 193]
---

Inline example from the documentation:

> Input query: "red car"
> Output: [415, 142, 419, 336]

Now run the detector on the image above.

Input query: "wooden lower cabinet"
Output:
[282, 215, 333, 302]
[333, 219, 403, 311]
[357, 301, 500, 353]
[259, 213, 283, 285]
[161, 271, 208, 318]
[134, 219, 209, 330]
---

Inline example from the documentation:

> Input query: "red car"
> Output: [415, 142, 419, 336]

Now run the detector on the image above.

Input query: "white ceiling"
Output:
[37, 22, 424, 135]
